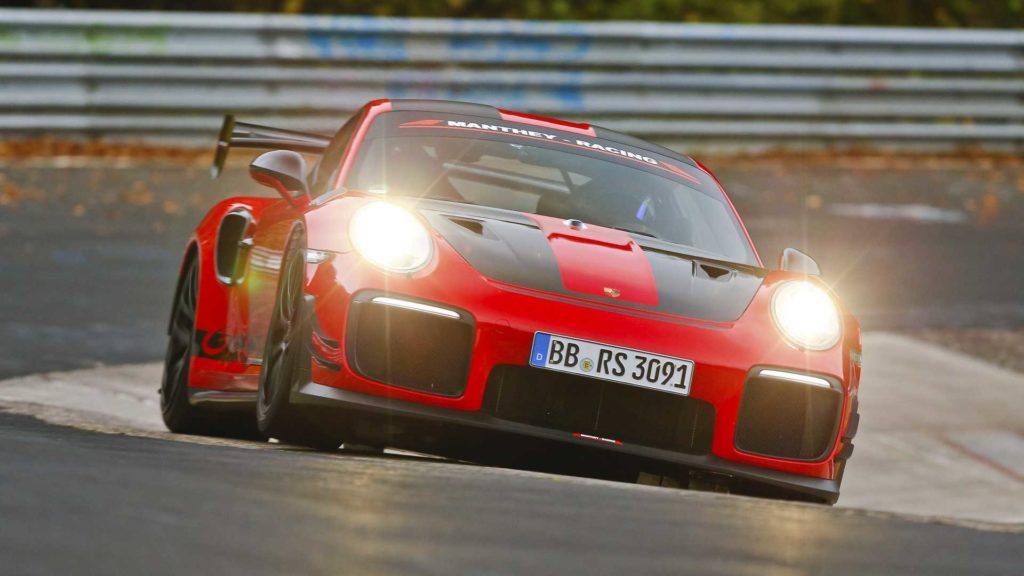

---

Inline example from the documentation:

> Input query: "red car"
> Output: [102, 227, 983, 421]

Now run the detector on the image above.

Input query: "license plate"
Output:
[529, 332, 694, 396]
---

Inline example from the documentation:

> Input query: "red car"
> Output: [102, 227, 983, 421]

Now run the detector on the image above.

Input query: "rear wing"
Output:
[210, 115, 331, 178]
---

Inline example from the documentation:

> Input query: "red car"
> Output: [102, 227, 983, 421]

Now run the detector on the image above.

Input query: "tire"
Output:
[256, 227, 343, 451]
[160, 254, 261, 439]
[160, 255, 212, 434]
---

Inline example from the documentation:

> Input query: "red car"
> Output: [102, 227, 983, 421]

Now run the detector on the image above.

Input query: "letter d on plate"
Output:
[530, 332, 552, 367]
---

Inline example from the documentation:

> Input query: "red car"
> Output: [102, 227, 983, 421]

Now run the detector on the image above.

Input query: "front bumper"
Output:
[304, 245, 855, 494]
[292, 380, 841, 503]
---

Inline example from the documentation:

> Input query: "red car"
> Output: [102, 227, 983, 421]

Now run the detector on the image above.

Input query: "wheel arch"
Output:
[167, 240, 200, 336]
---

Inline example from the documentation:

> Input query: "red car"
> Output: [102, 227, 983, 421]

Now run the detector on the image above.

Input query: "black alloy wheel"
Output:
[161, 254, 261, 439]
[257, 227, 343, 450]
[160, 256, 208, 433]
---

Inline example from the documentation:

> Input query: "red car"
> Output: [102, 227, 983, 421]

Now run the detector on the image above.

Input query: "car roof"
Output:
[385, 99, 698, 168]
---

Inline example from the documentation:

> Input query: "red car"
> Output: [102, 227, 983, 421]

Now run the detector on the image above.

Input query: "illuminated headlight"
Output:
[771, 281, 841, 350]
[349, 202, 433, 272]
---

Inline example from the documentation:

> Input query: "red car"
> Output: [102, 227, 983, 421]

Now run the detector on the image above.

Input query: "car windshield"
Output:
[345, 112, 758, 265]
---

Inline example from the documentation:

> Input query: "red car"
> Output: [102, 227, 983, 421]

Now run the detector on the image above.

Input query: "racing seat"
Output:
[384, 143, 464, 202]
[564, 176, 694, 246]
[535, 191, 581, 220]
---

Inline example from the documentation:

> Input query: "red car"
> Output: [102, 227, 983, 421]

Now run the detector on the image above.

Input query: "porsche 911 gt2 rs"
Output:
[160, 99, 861, 503]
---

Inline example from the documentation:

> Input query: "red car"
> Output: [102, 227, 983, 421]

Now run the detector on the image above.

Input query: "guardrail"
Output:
[0, 8, 1022, 150]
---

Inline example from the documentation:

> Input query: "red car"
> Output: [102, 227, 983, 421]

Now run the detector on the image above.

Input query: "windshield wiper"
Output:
[420, 195, 478, 205]
[612, 226, 658, 239]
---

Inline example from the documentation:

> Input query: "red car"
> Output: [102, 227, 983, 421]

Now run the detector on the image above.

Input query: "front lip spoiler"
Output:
[292, 381, 840, 503]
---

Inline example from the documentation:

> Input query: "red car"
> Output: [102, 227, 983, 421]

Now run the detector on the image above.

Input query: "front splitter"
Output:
[293, 381, 840, 503]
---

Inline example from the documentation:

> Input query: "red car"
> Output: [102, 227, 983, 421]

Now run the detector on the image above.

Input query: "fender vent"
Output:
[215, 211, 251, 285]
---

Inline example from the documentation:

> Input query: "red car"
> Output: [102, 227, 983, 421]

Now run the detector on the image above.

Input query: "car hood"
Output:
[418, 202, 765, 323]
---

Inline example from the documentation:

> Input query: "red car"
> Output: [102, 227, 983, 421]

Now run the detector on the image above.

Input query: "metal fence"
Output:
[1, 8, 1022, 150]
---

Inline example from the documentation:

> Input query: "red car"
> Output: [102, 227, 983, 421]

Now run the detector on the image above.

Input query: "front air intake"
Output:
[483, 365, 715, 454]
[347, 293, 473, 397]
[734, 371, 843, 461]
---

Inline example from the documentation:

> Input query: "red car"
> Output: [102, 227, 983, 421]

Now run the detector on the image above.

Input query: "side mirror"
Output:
[779, 248, 821, 275]
[249, 150, 308, 204]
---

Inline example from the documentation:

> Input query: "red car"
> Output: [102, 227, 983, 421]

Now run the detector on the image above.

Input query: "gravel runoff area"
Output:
[903, 329, 1024, 375]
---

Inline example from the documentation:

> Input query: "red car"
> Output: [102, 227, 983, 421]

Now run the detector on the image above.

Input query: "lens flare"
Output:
[349, 202, 433, 272]
[771, 281, 841, 350]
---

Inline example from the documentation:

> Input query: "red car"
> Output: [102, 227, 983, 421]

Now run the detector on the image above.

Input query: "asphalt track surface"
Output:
[3, 333, 1022, 524]
[1, 411, 1022, 576]
[1, 160, 1023, 574]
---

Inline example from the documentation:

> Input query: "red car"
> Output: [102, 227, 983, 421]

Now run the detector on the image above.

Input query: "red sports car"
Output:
[160, 99, 860, 503]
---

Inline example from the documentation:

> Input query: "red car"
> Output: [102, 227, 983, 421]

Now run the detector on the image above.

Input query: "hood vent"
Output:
[420, 205, 764, 323]
[697, 263, 733, 280]
[447, 216, 485, 236]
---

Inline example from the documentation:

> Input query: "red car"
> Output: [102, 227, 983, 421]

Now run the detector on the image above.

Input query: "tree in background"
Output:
[8, 0, 1024, 27]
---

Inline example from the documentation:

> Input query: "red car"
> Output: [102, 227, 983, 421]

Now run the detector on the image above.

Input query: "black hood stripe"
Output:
[418, 202, 763, 323]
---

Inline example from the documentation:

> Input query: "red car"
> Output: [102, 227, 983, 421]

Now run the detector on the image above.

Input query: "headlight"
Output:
[771, 281, 841, 350]
[349, 202, 433, 272]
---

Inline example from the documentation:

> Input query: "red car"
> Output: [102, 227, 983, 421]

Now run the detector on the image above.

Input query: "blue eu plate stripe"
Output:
[530, 333, 551, 367]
